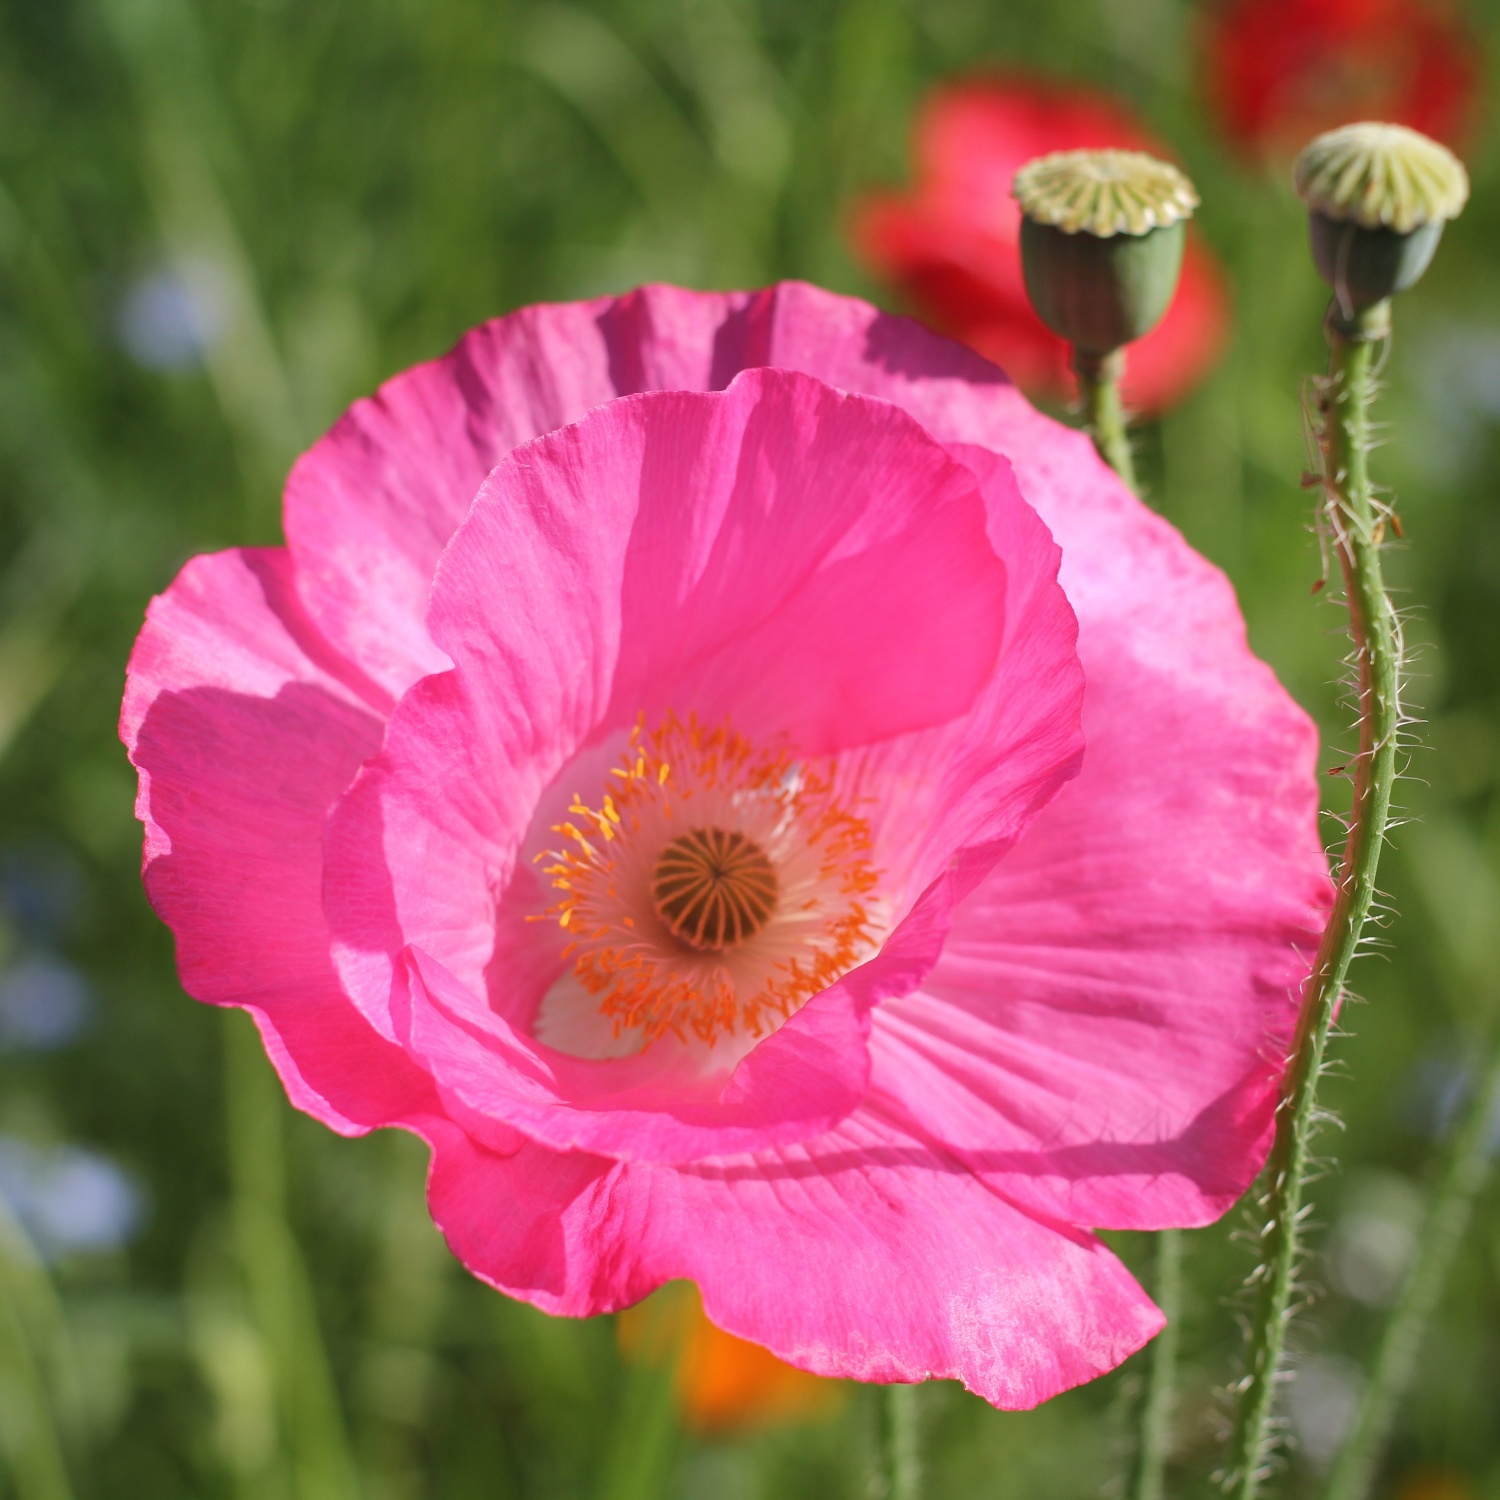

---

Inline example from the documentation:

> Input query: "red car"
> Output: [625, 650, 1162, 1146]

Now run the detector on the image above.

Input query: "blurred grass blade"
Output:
[1324, 817, 1500, 1500]
[825, 0, 909, 193]
[0, 324, 116, 769]
[594, 1328, 679, 1500]
[1404, 816, 1500, 1017]
[0, 1202, 78, 1500]
[652, 0, 789, 275]
[226, 1012, 363, 1500]
[518, 4, 707, 222]
[1325, 1039, 1500, 1500]
[186, 1261, 287, 1500]
[667, 0, 789, 194]
[0, 620, 67, 767]
[97, 0, 302, 522]
[1129, 1229, 1182, 1500]
[354, 1132, 452, 1500]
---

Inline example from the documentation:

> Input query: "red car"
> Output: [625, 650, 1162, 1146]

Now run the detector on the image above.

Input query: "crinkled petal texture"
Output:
[849, 76, 1231, 415]
[123, 280, 1332, 1410]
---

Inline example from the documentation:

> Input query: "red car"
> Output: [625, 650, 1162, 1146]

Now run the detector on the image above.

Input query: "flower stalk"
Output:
[1325, 1035, 1500, 1500]
[1012, 147, 1198, 499]
[1129, 1228, 1183, 1500]
[1227, 122, 1467, 1498]
[1017, 161, 1190, 1477]
[1226, 297, 1401, 1500]
[1075, 349, 1138, 494]
[595, 1350, 679, 1500]
[881, 1384, 923, 1500]
[225, 1014, 363, 1500]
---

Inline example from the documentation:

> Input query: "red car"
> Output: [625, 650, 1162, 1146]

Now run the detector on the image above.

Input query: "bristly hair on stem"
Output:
[1222, 297, 1404, 1499]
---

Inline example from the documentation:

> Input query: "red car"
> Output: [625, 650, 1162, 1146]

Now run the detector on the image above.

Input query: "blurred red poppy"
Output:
[849, 77, 1231, 415]
[1201, 0, 1482, 157]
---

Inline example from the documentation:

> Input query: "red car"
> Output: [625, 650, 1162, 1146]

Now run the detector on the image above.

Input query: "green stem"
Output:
[225, 1012, 363, 1500]
[1227, 300, 1401, 1499]
[1075, 347, 1138, 493]
[355, 1132, 452, 1500]
[1130, 1229, 1183, 1500]
[594, 1344, 678, 1500]
[1324, 1036, 1500, 1500]
[883, 1384, 922, 1500]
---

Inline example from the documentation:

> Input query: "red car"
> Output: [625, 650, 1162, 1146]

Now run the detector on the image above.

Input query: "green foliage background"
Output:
[0, 0, 1497, 1496]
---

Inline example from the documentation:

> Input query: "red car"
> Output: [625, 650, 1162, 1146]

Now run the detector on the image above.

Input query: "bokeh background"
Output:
[1, 0, 1498, 1496]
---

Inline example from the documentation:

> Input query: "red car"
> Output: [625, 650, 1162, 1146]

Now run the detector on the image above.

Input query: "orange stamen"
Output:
[538, 712, 880, 1047]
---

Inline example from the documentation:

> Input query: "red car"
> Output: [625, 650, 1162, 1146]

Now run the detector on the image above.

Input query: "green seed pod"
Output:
[1013, 148, 1197, 357]
[1294, 122, 1468, 328]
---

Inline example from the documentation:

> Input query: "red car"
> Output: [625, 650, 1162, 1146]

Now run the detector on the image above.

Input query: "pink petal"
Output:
[121, 548, 437, 1135]
[282, 289, 760, 700]
[867, 437, 1331, 1228]
[431, 366, 1011, 756]
[324, 368, 1025, 1052]
[425, 1106, 1162, 1409]
[387, 859, 972, 1164]
[396, 945, 870, 1162]
[625, 283, 1332, 1223]
[279, 281, 1019, 701]
[848, 440, 1083, 905]
[322, 367, 1088, 1163]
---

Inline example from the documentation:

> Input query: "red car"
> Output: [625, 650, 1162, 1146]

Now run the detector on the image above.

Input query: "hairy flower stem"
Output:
[1075, 348, 1138, 493]
[1129, 1229, 1183, 1500]
[1325, 1035, 1500, 1500]
[1227, 299, 1401, 1500]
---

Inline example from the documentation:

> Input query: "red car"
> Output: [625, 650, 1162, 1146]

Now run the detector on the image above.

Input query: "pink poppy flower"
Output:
[121, 282, 1330, 1408]
[849, 77, 1232, 414]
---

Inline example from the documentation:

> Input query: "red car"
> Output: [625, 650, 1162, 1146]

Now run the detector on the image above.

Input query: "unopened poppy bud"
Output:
[1013, 148, 1198, 356]
[1294, 122, 1468, 331]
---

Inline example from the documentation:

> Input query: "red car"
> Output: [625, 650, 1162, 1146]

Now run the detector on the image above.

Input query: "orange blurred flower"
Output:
[1394, 1470, 1477, 1500]
[618, 1283, 845, 1434]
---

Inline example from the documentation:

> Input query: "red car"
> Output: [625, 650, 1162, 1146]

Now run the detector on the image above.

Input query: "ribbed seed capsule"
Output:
[1294, 122, 1469, 328]
[651, 827, 779, 951]
[1012, 148, 1198, 357]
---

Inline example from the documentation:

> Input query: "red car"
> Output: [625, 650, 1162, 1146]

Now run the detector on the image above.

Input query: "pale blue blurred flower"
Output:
[1407, 1047, 1500, 1151]
[1285, 1355, 1365, 1470]
[1327, 1173, 1423, 1306]
[0, 954, 92, 1050]
[0, 840, 83, 943]
[1412, 321, 1500, 482]
[0, 1137, 142, 1260]
[117, 260, 229, 371]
